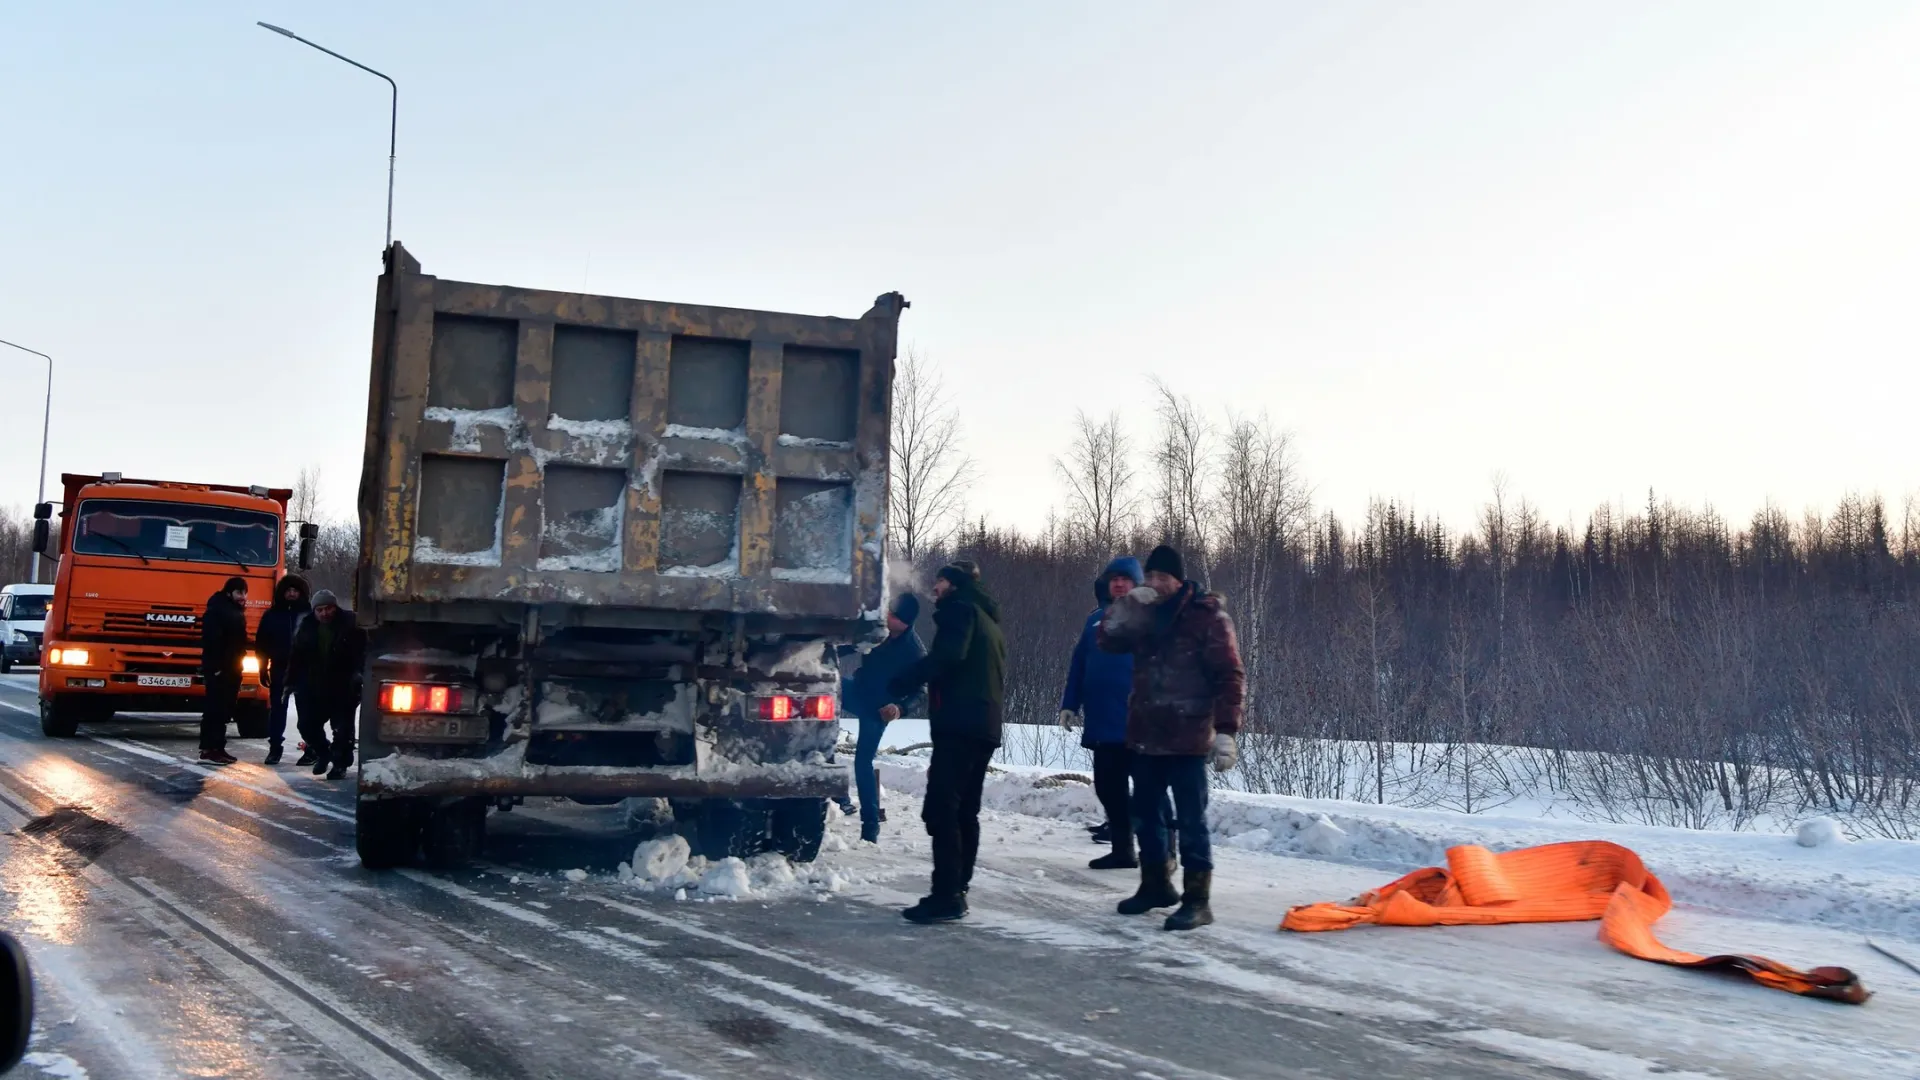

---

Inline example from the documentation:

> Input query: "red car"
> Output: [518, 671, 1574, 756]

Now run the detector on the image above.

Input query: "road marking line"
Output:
[91, 736, 356, 823]
[0, 777, 469, 1080]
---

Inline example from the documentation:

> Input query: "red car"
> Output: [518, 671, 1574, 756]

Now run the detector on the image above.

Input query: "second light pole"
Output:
[258, 21, 398, 250]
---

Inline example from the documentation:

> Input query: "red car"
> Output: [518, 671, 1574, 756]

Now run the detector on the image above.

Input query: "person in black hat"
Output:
[197, 576, 252, 765]
[838, 592, 927, 843]
[1098, 543, 1245, 931]
[889, 561, 1006, 923]
[253, 573, 310, 765]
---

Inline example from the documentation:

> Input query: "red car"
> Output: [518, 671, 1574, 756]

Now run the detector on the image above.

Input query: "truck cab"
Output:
[0, 583, 52, 674]
[33, 474, 291, 738]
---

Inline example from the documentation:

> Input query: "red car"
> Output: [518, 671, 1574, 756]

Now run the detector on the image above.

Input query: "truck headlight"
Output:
[49, 648, 90, 667]
[241, 654, 261, 675]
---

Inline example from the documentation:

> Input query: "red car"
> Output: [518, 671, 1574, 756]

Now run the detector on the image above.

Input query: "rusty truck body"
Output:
[351, 244, 905, 869]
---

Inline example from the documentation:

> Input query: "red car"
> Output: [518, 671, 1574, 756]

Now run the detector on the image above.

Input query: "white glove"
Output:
[1209, 733, 1239, 772]
[1058, 709, 1081, 730]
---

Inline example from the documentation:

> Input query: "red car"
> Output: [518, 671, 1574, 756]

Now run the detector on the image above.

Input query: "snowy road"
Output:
[0, 673, 1915, 1079]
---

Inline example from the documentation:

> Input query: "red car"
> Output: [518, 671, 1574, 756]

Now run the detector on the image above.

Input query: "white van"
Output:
[0, 583, 53, 674]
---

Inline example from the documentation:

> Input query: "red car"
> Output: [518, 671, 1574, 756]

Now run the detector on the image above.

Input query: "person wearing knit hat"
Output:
[285, 587, 366, 781]
[1096, 542, 1246, 932]
[1059, 555, 1171, 870]
[255, 573, 312, 766]
[889, 561, 1007, 924]
[195, 576, 252, 766]
[837, 592, 927, 843]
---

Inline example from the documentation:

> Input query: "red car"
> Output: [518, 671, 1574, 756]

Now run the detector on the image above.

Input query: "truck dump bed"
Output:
[356, 245, 905, 632]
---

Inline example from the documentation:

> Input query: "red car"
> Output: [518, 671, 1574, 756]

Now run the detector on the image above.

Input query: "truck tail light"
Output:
[380, 682, 468, 714]
[241, 653, 261, 675]
[756, 694, 835, 721]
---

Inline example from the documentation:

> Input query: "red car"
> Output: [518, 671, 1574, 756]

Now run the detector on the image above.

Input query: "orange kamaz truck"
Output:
[32, 473, 304, 738]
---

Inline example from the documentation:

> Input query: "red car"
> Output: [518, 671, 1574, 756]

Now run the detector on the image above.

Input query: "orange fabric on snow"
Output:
[1279, 840, 1868, 1004]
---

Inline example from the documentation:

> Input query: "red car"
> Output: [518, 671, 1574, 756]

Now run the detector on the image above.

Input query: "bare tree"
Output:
[1055, 411, 1137, 553]
[1215, 413, 1306, 721]
[1148, 379, 1214, 575]
[888, 350, 974, 562]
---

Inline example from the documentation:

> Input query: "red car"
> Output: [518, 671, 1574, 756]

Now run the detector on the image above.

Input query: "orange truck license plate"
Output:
[379, 713, 487, 743]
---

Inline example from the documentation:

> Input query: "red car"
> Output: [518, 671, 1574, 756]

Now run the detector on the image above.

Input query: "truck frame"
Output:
[352, 244, 905, 868]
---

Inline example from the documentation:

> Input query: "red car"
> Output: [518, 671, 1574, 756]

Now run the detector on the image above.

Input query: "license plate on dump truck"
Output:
[136, 675, 192, 688]
[380, 714, 488, 744]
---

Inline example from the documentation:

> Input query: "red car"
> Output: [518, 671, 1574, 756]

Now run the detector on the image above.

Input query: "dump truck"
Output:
[352, 244, 905, 869]
[31, 474, 301, 736]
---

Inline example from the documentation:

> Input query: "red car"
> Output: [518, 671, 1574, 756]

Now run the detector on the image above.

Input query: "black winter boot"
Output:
[1089, 829, 1138, 870]
[902, 893, 968, 924]
[1163, 869, 1214, 931]
[1116, 860, 1180, 914]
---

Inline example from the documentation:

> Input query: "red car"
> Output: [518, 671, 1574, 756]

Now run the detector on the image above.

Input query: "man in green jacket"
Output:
[889, 561, 1006, 923]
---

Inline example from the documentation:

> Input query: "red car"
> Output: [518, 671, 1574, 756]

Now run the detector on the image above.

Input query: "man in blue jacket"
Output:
[1059, 556, 1167, 870]
[839, 593, 926, 844]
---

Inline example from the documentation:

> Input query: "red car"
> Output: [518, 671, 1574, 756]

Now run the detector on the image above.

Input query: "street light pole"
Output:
[0, 339, 52, 584]
[257, 22, 397, 250]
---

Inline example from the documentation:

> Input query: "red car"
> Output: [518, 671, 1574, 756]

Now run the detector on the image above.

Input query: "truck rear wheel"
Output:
[357, 797, 424, 869]
[678, 800, 768, 862]
[770, 798, 829, 862]
[39, 698, 80, 738]
[421, 798, 488, 870]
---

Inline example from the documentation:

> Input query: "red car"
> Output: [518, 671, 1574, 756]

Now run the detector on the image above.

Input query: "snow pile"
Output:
[629, 835, 693, 885]
[564, 868, 588, 883]
[425, 405, 519, 452]
[662, 423, 748, 445]
[776, 433, 853, 450]
[699, 858, 754, 898]
[1796, 817, 1850, 848]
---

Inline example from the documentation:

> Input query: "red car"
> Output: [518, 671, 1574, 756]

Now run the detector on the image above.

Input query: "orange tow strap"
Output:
[1280, 840, 1869, 1004]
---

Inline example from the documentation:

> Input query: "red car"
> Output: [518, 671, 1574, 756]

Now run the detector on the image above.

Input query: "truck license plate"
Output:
[136, 675, 192, 688]
[380, 713, 488, 744]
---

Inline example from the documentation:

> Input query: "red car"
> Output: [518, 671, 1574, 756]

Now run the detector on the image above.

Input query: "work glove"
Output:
[1058, 709, 1080, 730]
[1209, 732, 1239, 772]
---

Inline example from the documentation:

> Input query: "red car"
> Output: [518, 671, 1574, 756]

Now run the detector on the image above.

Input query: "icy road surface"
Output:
[0, 674, 1915, 1079]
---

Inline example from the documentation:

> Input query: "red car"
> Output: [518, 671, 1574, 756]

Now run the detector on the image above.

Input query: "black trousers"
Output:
[299, 691, 357, 766]
[266, 677, 293, 749]
[200, 672, 240, 751]
[922, 735, 996, 897]
[1092, 744, 1173, 848]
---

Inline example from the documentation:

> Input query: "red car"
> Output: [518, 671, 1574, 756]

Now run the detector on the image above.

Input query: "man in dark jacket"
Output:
[889, 562, 1006, 924]
[1097, 544, 1245, 931]
[198, 576, 252, 766]
[838, 593, 927, 844]
[286, 589, 366, 780]
[1061, 555, 1168, 870]
[253, 573, 310, 766]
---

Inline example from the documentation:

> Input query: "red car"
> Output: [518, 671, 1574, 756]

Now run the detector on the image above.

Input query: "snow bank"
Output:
[874, 753, 1920, 938]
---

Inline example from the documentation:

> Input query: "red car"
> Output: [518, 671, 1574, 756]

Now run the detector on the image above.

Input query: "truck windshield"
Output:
[72, 499, 280, 567]
[6, 595, 49, 620]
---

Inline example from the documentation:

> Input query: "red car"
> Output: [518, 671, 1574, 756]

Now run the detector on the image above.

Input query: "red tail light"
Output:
[380, 683, 467, 714]
[804, 694, 836, 720]
[756, 694, 834, 721]
[758, 694, 795, 721]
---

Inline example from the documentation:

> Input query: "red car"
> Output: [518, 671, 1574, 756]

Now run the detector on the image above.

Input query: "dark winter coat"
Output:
[254, 574, 311, 686]
[198, 590, 250, 679]
[890, 577, 1007, 745]
[286, 609, 366, 707]
[1096, 580, 1245, 756]
[1060, 556, 1142, 747]
[840, 629, 927, 722]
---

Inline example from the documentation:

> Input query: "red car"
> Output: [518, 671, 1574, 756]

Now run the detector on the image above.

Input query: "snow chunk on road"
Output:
[564, 868, 588, 883]
[1795, 817, 1849, 848]
[632, 835, 692, 885]
[700, 857, 753, 898]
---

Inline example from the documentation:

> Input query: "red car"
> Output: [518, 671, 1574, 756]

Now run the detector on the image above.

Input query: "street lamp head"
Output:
[257, 22, 298, 39]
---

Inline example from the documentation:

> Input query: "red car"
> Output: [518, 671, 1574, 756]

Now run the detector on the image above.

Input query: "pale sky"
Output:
[3, 2, 1915, 536]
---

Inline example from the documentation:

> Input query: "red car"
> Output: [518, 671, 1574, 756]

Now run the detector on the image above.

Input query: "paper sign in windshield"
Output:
[163, 525, 191, 550]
